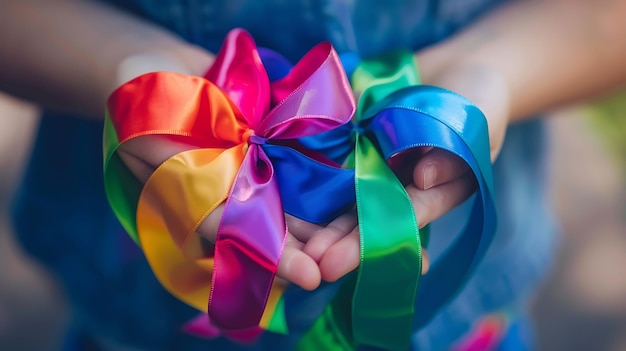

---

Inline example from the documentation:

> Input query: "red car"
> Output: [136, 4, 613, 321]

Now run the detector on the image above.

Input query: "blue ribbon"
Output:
[260, 48, 497, 330]
[361, 86, 496, 328]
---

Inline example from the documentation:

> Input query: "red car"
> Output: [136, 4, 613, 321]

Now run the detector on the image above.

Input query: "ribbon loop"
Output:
[210, 145, 285, 329]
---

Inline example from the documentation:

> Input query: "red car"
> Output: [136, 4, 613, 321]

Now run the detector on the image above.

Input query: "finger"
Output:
[319, 228, 430, 282]
[195, 204, 224, 243]
[302, 210, 358, 263]
[319, 227, 360, 282]
[285, 214, 324, 243]
[387, 146, 433, 185]
[199, 209, 319, 245]
[277, 240, 321, 291]
[413, 148, 469, 190]
[407, 170, 478, 228]
[118, 135, 199, 183]
[422, 249, 430, 275]
[197, 207, 322, 290]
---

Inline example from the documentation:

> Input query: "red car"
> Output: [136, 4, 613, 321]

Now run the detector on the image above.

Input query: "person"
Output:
[1, 0, 625, 350]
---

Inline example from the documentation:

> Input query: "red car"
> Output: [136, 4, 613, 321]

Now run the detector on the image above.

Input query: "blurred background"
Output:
[0, 90, 625, 350]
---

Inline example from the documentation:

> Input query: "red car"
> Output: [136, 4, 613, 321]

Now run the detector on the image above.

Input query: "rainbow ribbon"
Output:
[289, 52, 497, 350]
[104, 27, 496, 349]
[103, 29, 355, 334]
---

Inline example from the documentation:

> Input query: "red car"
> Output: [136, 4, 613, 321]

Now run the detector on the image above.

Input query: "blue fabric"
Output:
[11, 1, 558, 350]
[496, 315, 536, 351]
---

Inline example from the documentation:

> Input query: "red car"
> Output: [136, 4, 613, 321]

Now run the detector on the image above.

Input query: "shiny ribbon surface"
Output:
[103, 29, 355, 333]
[293, 51, 497, 350]
[104, 27, 496, 349]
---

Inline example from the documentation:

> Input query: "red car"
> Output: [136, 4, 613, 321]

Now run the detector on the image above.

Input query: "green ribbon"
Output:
[352, 134, 422, 350]
[297, 51, 425, 351]
[103, 115, 142, 244]
[352, 50, 424, 350]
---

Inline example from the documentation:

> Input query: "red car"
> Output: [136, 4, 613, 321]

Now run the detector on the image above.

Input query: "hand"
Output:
[119, 134, 324, 290]
[114, 51, 324, 291]
[298, 57, 510, 284]
[111, 47, 215, 97]
[116, 50, 510, 291]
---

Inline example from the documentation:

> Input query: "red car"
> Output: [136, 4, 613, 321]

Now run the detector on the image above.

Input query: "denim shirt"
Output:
[11, 1, 558, 350]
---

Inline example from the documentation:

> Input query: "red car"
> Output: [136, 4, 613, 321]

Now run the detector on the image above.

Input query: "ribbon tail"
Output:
[261, 284, 289, 334]
[209, 145, 287, 330]
[182, 313, 264, 343]
[295, 274, 358, 351]
[297, 137, 422, 351]
[136, 146, 244, 311]
[352, 135, 421, 350]
[182, 314, 222, 339]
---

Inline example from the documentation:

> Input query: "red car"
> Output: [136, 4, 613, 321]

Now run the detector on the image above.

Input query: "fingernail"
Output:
[423, 164, 437, 190]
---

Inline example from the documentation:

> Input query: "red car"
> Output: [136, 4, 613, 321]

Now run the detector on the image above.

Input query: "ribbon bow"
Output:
[292, 51, 497, 350]
[103, 29, 355, 332]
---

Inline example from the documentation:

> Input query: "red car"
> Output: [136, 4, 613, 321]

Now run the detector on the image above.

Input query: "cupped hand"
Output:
[114, 52, 323, 291]
[118, 134, 324, 291]
[114, 49, 511, 292]
[300, 58, 510, 284]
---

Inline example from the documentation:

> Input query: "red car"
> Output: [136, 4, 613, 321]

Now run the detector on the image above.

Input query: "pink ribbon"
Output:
[205, 29, 354, 330]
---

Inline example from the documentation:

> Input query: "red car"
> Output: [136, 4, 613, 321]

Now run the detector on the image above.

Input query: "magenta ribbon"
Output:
[205, 29, 355, 330]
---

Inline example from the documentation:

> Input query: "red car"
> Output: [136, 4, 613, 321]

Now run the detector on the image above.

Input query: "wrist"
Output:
[416, 47, 511, 160]
[104, 44, 214, 104]
[415, 41, 457, 86]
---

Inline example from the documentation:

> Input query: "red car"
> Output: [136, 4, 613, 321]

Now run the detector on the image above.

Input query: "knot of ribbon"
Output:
[103, 29, 355, 334]
[245, 133, 268, 146]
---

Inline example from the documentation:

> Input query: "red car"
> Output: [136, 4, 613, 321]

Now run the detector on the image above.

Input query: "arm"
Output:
[411, 0, 626, 190]
[420, 0, 626, 124]
[312, 0, 626, 282]
[0, 0, 322, 290]
[0, 0, 213, 117]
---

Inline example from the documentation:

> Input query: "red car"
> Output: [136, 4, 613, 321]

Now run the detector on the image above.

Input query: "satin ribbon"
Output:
[292, 51, 497, 350]
[103, 29, 355, 334]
